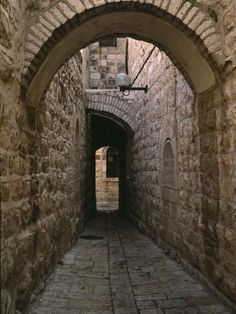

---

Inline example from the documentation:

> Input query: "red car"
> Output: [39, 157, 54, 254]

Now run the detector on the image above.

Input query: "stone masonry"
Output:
[1, 1, 29, 312]
[88, 39, 126, 89]
[22, 0, 226, 93]
[86, 89, 135, 132]
[126, 37, 236, 305]
[95, 147, 119, 203]
[1, 0, 236, 313]
[1, 44, 93, 313]
[24, 211, 233, 314]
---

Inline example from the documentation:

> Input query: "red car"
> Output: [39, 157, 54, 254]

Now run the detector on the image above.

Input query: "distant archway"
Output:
[86, 90, 135, 133]
[95, 146, 119, 211]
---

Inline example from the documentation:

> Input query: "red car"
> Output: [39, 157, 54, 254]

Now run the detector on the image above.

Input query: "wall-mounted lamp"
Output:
[115, 73, 148, 95]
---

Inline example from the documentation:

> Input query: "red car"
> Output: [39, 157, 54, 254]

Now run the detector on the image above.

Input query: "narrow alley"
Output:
[2, 2, 236, 312]
[25, 210, 233, 314]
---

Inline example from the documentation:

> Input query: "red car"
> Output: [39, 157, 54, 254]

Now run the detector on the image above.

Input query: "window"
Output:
[99, 37, 117, 47]
[106, 147, 119, 178]
[163, 140, 175, 187]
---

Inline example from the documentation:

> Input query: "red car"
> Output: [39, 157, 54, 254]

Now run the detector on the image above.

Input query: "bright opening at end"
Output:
[95, 146, 119, 211]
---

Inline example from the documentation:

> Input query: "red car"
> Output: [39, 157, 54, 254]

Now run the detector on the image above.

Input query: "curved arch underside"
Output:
[86, 90, 135, 134]
[91, 113, 128, 151]
[24, 1, 222, 106]
[89, 110, 133, 138]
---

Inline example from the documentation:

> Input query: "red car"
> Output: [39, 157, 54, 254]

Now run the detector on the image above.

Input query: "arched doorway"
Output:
[91, 113, 131, 213]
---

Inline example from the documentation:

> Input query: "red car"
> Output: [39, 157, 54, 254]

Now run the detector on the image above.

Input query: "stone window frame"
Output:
[162, 139, 175, 188]
[159, 121, 178, 191]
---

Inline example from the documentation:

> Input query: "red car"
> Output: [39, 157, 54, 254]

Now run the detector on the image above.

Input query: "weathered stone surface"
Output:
[22, 0, 226, 95]
[1, 47, 93, 312]
[88, 39, 126, 89]
[1, 0, 236, 312]
[1, 2, 29, 311]
[24, 211, 233, 314]
[86, 89, 135, 131]
[95, 146, 119, 203]
[125, 37, 236, 305]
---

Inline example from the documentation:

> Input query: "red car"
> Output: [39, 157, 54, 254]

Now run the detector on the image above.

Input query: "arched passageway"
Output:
[91, 113, 131, 213]
[1, 1, 236, 313]
[23, 1, 221, 106]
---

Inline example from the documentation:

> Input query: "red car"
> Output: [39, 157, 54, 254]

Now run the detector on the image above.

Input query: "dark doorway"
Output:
[90, 113, 129, 212]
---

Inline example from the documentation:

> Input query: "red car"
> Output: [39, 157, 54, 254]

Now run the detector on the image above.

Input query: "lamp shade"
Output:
[115, 73, 131, 87]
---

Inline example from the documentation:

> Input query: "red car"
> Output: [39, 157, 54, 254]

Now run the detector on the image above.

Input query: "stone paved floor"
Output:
[97, 201, 119, 211]
[24, 211, 234, 314]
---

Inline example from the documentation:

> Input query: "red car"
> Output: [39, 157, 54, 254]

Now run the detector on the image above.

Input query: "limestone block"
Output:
[225, 31, 236, 56]
[11, 180, 25, 201]
[1, 289, 15, 314]
[0, 127, 10, 150]
[9, 155, 28, 176]
[1, 182, 10, 202]
[0, 153, 8, 176]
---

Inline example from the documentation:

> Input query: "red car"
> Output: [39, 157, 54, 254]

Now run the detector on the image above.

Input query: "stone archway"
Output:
[86, 90, 136, 133]
[22, 0, 223, 107]
[21, 4, 226, 302]
[2, 1, 236, 311]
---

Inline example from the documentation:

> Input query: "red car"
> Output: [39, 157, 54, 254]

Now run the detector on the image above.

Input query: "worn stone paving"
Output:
[97, 201, 119, 211]
[24, 211, 234, 314]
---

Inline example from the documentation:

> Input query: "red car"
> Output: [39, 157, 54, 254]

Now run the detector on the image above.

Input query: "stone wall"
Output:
[26, 53, 93, 303]
[1, 0, 236, 310]
[1, 1, 28, 312]
[217, 0, 236, 301]
[88, 38, 126, 89]
[1, 34, 93, 313]
[95, 147, 119, 203]
[126, 38, 236, 304]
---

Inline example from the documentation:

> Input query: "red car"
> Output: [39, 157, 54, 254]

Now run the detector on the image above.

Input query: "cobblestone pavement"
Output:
[25, 211, 234, 314]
